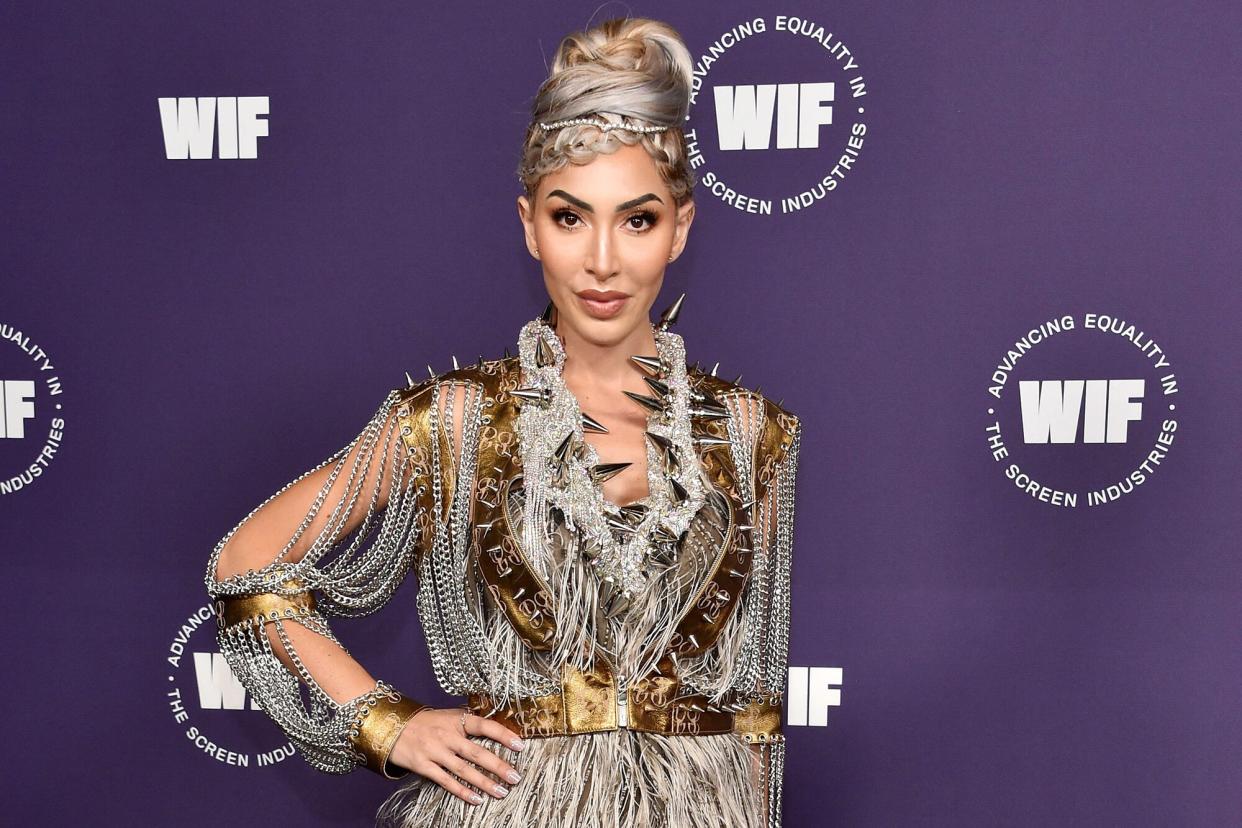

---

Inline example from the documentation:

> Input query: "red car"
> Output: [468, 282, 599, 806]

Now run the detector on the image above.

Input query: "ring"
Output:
[459, 710, 470, 734]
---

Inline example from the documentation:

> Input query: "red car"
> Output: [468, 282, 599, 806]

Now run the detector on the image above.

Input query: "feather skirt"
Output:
[374, 728, 763, 828]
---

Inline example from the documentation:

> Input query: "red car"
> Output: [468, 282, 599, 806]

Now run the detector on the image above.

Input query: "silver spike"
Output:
[511, 386, 552, 404]
[581, 411, 609, 433]
[689, 403, 730, 420]
[657, 291, 685, 330]
[554, 432, 574, 464]
[651, 522, 680, 544]
[710, 361, 720, 377]
[663, 450, 681, 476]
[589, 462, 631, 483]
[668, 477, 689, 504]
[623, 390, 665, 414]
[641, 375, 671, 398]
[630, 354, 665, 376]
[541, 301, 555, 323]
[535, 337, 555, 368]
[426, 364, 436, 379]
[693, 434, 731, 448]
[451, 354, 460, 370]
[606, 514, 638, 534]
[405, 370, 416, 388]
[644, 430, 673, 452]
[618, 503, 649, 524]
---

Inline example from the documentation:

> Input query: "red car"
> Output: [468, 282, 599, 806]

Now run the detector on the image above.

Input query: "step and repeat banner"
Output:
[3, 2, 1239, 825]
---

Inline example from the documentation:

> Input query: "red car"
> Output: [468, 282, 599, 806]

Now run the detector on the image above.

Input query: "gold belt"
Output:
[467, 663, 783, 743]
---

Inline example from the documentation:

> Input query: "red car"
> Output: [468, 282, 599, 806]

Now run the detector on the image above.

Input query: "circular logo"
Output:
[165, 604, 296, 769]
[0, 322, 66, 495]
[985, 313, 1180, 507]
[685, 15, 869, 216]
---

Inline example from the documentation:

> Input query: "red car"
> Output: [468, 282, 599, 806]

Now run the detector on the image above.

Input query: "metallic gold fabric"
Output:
[350, 693, 431, 779]
[213, 581, 316, 629]
[467, 661, 783, 739]
[733, 696, 785, 743]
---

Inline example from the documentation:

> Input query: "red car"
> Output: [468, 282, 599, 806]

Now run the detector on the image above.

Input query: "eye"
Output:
[626, 210, 659, 233]
[551, 208, 585, 230]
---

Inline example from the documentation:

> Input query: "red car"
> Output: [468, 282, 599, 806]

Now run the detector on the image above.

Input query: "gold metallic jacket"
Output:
[206, 320, 801, 828]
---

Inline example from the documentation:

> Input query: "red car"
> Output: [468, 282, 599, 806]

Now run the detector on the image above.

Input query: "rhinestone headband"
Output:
[537, 115, 669, 135]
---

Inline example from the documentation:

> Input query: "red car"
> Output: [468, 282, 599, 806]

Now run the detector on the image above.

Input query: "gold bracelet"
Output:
[346, 682, 431, 779]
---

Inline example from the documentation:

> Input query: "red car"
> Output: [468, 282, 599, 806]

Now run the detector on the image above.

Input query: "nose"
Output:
[584, 222, 620, 282]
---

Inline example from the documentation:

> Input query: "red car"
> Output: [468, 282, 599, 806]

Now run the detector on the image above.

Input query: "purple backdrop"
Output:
[2, 1, 1240, 825]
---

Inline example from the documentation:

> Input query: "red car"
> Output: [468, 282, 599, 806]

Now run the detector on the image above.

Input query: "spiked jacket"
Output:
[205, 316, 802, 828]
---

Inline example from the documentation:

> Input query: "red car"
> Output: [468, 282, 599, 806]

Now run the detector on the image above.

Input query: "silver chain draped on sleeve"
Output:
[738, 411, 802, 828]
[203, 387, 427, 774]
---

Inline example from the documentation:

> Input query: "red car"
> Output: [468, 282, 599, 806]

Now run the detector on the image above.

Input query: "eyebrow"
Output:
[546, 189, 663, 213]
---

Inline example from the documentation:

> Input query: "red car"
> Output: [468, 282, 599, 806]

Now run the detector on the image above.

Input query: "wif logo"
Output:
[715, 83, 838, 150]
[191, 652, 261, 711]
[686, 15, 870, 216]
[158, 96, 270, 159]
[1, 380, 36, 438]
[985, 313, 1181, 507]
[0, 323, 66, 495]
[1019, 379, 1154, 444]
[786, 666, 844, 728]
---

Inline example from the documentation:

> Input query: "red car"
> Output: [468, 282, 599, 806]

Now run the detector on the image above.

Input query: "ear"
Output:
[516, 194, 540, 260]
[667, 198, 696, 263]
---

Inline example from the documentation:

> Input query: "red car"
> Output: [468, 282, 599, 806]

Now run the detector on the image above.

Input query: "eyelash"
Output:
[551, 208, 659, 234]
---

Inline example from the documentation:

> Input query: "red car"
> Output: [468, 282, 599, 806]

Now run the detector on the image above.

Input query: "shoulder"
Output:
[686, 363, 800, 443]
[686, 362, 801, 489]
[388, 353, 523, 436]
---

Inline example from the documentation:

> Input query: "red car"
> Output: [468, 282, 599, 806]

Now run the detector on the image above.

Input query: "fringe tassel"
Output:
[374, 730, 764, 828]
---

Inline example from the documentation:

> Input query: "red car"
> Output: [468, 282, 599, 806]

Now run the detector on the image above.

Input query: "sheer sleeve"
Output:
[733, 400, 802, 828]
[203, 381, 448, 777]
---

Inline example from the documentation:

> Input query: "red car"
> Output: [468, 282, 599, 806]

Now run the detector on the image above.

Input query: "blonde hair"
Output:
[517, 17, 697, 206]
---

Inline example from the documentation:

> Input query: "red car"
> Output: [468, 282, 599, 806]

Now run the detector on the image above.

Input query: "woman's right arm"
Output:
[204, 380, 525, 803]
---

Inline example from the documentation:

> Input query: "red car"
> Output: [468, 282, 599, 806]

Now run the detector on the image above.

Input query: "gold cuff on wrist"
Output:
[347, 687, 430, 779]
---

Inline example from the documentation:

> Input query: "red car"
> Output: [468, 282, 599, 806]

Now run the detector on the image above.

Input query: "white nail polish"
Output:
[469, 792, 483, 805]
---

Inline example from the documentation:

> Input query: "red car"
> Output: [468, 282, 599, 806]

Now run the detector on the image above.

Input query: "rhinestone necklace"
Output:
[513, 313, 707, 603]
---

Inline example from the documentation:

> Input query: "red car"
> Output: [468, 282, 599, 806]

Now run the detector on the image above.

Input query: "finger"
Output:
[458, 738, 523, 786]
[416, 760, 487, 807]
[470, 715, 527, 751]
[442, 752, 511, 801]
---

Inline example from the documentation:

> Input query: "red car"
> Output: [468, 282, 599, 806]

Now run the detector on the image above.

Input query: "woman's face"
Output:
[517, 142, 695, 349]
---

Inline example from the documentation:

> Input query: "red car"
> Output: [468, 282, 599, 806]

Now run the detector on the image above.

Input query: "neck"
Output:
[557, 319, 660, 390]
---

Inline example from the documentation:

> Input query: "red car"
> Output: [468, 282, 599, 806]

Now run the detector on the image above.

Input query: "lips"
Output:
[576, 290, 629, 320]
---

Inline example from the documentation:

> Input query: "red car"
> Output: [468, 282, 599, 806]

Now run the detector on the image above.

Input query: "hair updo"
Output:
[517, 17, 697, 207]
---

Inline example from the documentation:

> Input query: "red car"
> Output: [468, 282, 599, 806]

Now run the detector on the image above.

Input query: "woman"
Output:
[205, 16, 801, 828]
